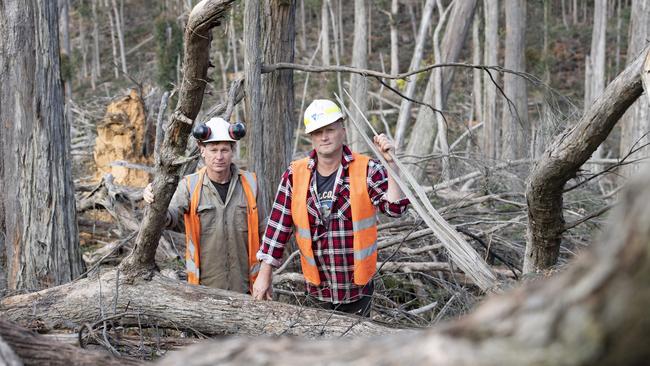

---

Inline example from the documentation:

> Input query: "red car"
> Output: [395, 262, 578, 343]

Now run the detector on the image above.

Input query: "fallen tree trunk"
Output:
[524, 46, 650, 273]
[156, 165, 650, 365]
[0, 319, 139, 366]
[0, 272, 395, 339]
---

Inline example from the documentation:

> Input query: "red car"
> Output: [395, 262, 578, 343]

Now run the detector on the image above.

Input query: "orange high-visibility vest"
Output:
[291, 153, 378, 286]
[184, 167, 260, 292]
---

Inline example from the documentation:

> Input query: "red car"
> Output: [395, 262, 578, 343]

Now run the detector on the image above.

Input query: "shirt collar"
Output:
[307, 145, 355, 170]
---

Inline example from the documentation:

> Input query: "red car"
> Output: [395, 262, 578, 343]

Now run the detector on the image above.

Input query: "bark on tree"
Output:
[0, 0, 85, 291]
[500, 0, 529, 161]
[347, 0, 369, 152]
[482, 0, 499, 160]
[159, 162, 650, 365]
[404, 0, 477, 181]
[618, 0, 650, 177]
[258, 0, 296, 212]
[524, 47, 650, 274]
[0, 319, 138, 366]
[119, 0, 236, 279]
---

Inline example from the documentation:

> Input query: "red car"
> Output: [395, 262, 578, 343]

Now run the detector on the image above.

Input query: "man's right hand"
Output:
[143, 183, 154, 204]
[252, 262, 273, 300]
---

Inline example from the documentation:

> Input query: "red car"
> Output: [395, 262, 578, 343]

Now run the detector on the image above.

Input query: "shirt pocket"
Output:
[235, 203, 249, 232]
[197, 204, 217, 233]
[333, 194, 352, 221]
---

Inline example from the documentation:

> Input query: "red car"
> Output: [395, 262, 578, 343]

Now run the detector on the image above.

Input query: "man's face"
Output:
[309, 120, 346, 158]
[201, 141, 234, 175]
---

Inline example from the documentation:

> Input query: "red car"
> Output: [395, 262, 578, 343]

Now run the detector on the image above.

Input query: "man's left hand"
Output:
[373, 133, 395, 163]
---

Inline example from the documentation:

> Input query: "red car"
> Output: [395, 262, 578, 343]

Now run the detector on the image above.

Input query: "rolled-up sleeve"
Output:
[256, 167, 295, 267]
[366, 159, 410, 217]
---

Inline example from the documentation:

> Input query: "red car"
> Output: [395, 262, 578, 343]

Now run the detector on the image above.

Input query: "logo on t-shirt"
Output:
[318, 190, 334, 220]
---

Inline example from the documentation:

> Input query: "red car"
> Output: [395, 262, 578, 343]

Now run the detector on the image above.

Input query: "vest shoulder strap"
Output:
[239, 170, 257, 198]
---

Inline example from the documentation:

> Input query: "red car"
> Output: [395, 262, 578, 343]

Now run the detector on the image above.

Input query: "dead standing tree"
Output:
[524, 47, 650, 273]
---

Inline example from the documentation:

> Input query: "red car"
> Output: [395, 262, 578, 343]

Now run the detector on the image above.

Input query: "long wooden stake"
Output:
[336, 91, 497, 291]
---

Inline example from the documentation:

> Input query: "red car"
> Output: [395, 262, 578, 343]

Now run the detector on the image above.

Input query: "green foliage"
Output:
[154, 16, 184, 90]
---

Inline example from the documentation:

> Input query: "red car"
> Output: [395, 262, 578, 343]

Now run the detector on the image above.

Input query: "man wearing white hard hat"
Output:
[252, 99, 409, 316]
[143, 117, 264, 294]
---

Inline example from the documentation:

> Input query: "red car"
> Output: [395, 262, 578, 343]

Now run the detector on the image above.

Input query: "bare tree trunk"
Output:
[337, 0, 344, 55]
[524, 47, 649, 273]
[0, 0, 85, 291]
[161, 161, 650, 365]
[91, 0, 101, 89]
[572, 0, 578, 23]
[585, 0, 607, 109]
[561, 0, 569, 28]
[60, 0, 73, 127]
[482, 0, 499, 160]
[500, 0, 529, 161]
[614, 0, 622, 76]
[326, 0, 343, 101]
[389, 0, 399, 88]
[258, 0, 296, 212]
[393, 0, 435, 149]
[299, 0, 306, 52]
[439, 0, 478, 104]
[585, 0, 608, 171]
[404, 0, 477, 181]
[108, 6, 120, 78]
[618, 0, 650, 177]
[111, 0, 128, 75]
[79, 12, 89, 79]
[472, 13, 482, 124]
[347, 0, 368, 152]
[320, 0, 330, 66]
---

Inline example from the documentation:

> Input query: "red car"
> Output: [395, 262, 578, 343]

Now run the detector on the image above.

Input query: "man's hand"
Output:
[143, 183, 154, 204]
[373, 133, 395, 163]
[252, 262, 273, 300]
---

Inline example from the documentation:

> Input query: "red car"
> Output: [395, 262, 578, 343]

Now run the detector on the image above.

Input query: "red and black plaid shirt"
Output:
[257, 145, 410, 304]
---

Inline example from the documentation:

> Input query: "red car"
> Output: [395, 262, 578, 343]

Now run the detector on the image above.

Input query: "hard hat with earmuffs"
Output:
[192, 117, 246, 143]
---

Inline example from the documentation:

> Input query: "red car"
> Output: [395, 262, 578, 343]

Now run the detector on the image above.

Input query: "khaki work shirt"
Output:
[168, 164, 265, 293]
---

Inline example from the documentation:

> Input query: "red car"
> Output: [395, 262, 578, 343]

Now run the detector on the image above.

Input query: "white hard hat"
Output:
[202, 117, 236, 143]
[303, 99, 344, 134]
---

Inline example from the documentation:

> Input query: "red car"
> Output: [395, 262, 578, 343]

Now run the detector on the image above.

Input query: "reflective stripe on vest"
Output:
[291, 153, 378, 286]
[183, 168, 261, 292]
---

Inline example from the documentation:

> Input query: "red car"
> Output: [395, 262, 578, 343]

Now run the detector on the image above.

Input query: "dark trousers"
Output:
[307, 282, 374, 317]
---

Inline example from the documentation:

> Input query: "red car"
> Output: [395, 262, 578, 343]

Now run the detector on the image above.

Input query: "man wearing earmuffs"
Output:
[143, 117, 264, 294]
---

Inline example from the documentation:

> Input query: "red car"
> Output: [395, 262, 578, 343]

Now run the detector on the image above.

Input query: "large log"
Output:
[157, 165, 650, 365]
[0, 272, 394, 339]
[0, 319, 139, 366]
[524, 46, 650, 273]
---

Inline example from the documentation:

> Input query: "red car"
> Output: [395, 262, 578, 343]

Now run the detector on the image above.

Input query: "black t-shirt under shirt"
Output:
[315, 170, 337, 221]
[211, 180, 230, 203]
